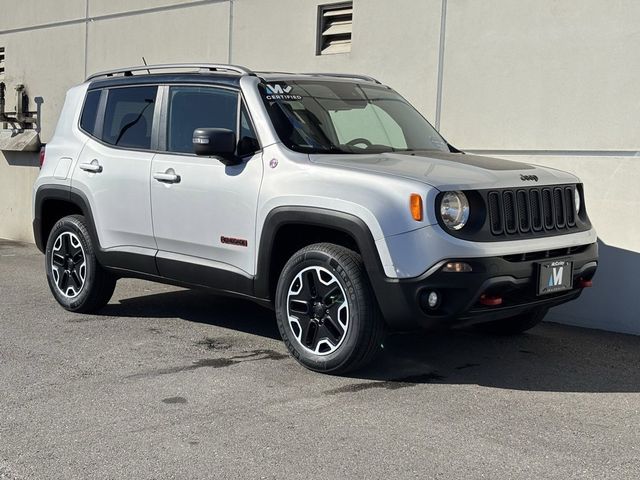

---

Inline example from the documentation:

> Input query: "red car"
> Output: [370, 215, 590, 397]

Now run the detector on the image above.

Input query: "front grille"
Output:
[488, 185, 579, 237]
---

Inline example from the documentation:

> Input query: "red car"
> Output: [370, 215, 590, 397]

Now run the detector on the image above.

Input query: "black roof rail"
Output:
[303, 72, 381, 84]
[86, 63, 255, 81]
[257, 71, 381, 84]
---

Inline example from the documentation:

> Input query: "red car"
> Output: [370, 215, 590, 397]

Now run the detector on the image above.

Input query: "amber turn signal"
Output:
[410, 193, 423, 221]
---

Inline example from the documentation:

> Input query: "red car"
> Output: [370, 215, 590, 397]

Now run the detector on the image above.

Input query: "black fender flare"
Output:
[33, 185, 98, 253]
[253, 206, 388, 301]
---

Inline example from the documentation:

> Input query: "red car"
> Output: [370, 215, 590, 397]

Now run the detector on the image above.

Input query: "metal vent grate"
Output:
[516, 190, 530, 232]
[553, 187, 565, 228]
[503, 190, 517, 234]
[565, 187, 576, 226]
[542, 188, 554, 230]
[488, 192, 502, 234]
[317, 2, 353, 55]
[530, 189, 543, 231]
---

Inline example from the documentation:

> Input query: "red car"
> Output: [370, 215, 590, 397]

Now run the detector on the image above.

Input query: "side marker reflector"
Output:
[579, 278, 593, 288]
[410, 193, 423, 221]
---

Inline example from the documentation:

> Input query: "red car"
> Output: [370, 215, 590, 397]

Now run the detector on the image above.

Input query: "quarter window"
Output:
[166, 86, 238, 154]
[102, 86, 157, 149]
[80, 90, 101, 136]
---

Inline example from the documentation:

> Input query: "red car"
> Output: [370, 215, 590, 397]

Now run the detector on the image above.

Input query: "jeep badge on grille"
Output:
[520, 174, 539, 181]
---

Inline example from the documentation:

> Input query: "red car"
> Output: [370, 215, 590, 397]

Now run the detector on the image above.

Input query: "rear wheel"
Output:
[275, 243, 385, 374]
[475, 307, 548, 335]
[45, 215, 116, 313]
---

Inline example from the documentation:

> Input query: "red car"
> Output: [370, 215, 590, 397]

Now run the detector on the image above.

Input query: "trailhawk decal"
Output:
[221, 236, 248, 247]
[264, 84, 303, 101]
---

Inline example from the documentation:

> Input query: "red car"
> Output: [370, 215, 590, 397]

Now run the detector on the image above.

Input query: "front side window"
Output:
[102, 86, 157, 149]
[261, 80, 449, 154]
[166, 86, 238, 154]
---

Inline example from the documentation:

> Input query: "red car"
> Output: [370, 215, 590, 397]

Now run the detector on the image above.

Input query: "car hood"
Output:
[308, 151, 579, 190]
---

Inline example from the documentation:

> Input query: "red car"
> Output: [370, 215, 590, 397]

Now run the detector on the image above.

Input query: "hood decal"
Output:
[405, 151, 535, 171]
[309, 150, 578, 190]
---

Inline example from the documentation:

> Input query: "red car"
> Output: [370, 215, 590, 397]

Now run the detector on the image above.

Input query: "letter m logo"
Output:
[548, 266, 564, 287]
[266, 84, 292, 94]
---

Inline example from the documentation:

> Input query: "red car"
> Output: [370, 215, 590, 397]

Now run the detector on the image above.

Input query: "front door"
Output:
[150, 85, 263, 280]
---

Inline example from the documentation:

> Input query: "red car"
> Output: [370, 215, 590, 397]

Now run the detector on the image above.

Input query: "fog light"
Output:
[442, 262, 472, 273]
[427, 291, 439, 308]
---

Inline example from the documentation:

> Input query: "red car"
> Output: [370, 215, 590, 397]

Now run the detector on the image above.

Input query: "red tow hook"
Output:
[480, 294, 503, 306]
[579, 278, 593, 288]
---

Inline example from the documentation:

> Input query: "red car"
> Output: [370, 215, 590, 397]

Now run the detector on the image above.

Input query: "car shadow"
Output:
[99, 288, 281, 340]
[100, 288, 640, 393]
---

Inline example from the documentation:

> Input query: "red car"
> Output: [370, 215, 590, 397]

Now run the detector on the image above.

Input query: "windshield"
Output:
[260, 80, 450, 154]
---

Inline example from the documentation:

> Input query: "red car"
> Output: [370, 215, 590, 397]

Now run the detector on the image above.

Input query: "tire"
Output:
[475, 307, 548, 335]
[275, 243, 385, 374]
[45, 215, 116, 313]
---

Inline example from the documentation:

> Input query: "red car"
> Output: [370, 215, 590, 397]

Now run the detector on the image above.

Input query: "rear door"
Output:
[72, 85, 159, 252]
[150, 85, 263, 278]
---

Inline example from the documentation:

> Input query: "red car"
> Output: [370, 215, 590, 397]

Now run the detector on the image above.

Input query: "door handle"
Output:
[79, 160, 103, 173]
[153, 168, 181, 184]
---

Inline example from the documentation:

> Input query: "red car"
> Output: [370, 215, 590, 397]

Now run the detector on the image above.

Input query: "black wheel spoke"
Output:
[305, 270, 317, 298]
[289, 272, 315, 302]
[70, 270, 82, 289]
[322, 286, 343, 307]
[59, 271, 70, 290]
[304, 321, 318, 348]
[322, 316, 344, 343]
[289, 299, 309, 315]
[61, 234, 71, 255]
[72, 250, 84, 264]
[52, 254, 65, 267]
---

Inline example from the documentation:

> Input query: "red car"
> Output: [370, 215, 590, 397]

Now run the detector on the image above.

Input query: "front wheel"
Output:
[275, 243, 385, 374]
[475, 307, 548, 335]
[45, 215, 116, 313]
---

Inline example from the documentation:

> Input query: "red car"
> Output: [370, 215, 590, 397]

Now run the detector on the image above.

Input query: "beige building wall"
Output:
[1, 0, 638, 332]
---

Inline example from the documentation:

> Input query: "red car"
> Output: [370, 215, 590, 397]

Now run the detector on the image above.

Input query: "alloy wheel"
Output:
[51, 231, 87, 298]
[286, 266, 349, 355]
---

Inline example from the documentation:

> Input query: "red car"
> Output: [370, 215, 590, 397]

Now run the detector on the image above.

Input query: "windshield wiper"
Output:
[294, 145, 354, 154]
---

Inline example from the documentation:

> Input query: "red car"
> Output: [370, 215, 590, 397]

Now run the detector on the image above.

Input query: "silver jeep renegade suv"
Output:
[33, 64, 598, 373]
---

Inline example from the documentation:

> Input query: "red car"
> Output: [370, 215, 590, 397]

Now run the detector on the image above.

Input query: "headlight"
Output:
[574, 188, 581, 213]
[440, 191, 470, 230]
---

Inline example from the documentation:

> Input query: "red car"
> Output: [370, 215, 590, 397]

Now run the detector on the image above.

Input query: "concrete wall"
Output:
[1, 0, 638, 333]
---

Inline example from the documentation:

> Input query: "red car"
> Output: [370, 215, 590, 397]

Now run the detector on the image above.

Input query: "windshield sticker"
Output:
[265, 84, 303, 101]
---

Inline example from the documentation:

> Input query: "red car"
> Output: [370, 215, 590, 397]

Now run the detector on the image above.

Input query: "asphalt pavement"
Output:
[1, 239, 639, 479]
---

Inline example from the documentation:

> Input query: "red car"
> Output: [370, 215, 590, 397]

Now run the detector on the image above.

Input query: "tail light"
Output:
[39, 145, 46, 168]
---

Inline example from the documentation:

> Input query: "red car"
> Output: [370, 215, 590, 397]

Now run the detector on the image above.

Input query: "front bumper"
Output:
[370, 242, 598, 330]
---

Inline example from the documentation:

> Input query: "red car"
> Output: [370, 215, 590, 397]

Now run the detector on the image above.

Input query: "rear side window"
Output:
[166, 86, 238, 154]
[80, 90, 101, 136]
[102, 86, 157, 149]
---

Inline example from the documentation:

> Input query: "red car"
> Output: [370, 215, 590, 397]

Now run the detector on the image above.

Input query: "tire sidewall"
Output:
[275, 248, 366, 373]
[45, 216, 98, 311]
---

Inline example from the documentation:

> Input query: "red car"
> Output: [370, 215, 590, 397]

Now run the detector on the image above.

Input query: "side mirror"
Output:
[192, 128, 238, 165]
